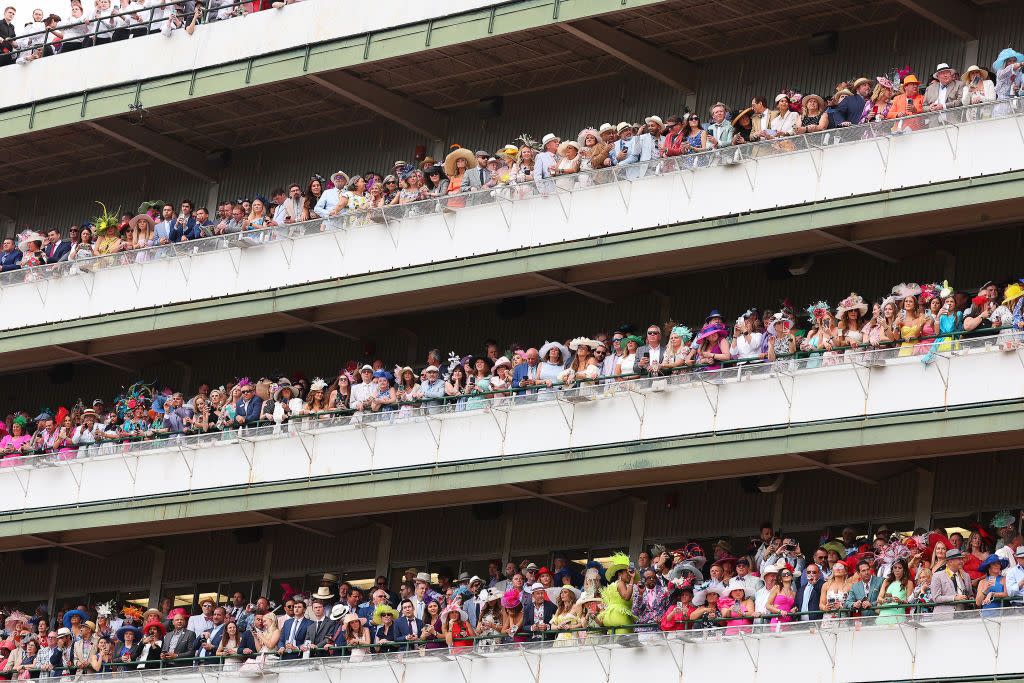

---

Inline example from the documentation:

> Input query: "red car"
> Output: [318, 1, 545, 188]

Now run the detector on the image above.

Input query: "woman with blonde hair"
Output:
[551, 586, 584, 645]
[869, 79, 895, 121]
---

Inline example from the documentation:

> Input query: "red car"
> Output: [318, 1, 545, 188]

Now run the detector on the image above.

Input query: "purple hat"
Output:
[695, 321, 727, 343]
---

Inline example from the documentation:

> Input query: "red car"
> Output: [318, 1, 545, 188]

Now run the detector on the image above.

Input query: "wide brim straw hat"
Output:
[557, 140, 580, 157]
[539, 340, 570, 363]
[961, 65, 989, 83]
[731, 107, 753, 126]
[802, 94, 826, 112]
[444, 148, 477, 177]
[577, 128, 599, 147]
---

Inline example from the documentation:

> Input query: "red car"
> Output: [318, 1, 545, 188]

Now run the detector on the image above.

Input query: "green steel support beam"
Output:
[0, 0, 669, 140]
[557, 18, 698, 94]
[0, 401, 1017, 544]
[0, 170, 1019, 362]
[306, 72, 447, 139]
[893, 0, 977, 41]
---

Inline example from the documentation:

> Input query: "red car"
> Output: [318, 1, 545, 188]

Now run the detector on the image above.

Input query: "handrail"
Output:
[1, 327, 1015, 470]
[1, 97, 1021, 291]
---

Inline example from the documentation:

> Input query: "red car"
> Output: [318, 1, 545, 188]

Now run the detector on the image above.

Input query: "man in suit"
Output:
[0, 237, 21, 272]
[460, 150, 491, 191]
[235, 383, 263, 426]
[43, 229, 71, 263]
[511, 348, 542, 399]
[161, 613, 198, 666]
[796, 564, 824, 621]
[197, 607, 227, 661]
[278, 600, 314, 660]
[522, 584, 556, 640]
[635, 324, 667, 375]
[832, 78, 872, 127]
[845, 560, 884, 616]
[306, 599, 333, 654]
[931, 548, 973, 617]
[72, 621, 98, 670]
[393, 600, 424, 651]
[924, 63, 965, 111]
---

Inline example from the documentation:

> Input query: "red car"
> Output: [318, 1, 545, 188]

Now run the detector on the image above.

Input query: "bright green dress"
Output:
[875, 581, 908, 624]
[600, 583, 636, 634]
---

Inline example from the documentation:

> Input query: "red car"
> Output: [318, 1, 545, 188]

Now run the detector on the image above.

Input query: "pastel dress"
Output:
[465, 376, 493, 410]
[921, 312, 962, 364]
[720, 598, 753, 635]
[898, 319, 923, 357]
[821, 585, 849, 623]
[769, 591, 795, 631]
[875, 582, 908, 625]
[551, 612, 582, 646]
[599, 583, 636, 634]
[915, 315, 936, 355]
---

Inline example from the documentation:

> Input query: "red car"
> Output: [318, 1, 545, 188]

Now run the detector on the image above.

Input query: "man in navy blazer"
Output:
[522, 584, 557, 640]
[511, 348, 541, 392]
[796, 564, 824, 621]
[278, 601, 314, 660]
[393, 600, 424, 650]
[0, 237, 21, 271]
[43, 230, 71, 263]
[235, 383, 263, 426]
[832, 78, 872, 127]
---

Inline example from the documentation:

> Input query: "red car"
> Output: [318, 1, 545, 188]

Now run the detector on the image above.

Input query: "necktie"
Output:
[408, 618, 417, 637]
[289, 620, 298, 644]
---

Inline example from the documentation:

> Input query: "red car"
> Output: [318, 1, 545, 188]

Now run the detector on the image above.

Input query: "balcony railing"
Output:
[0, 333, 1020, 513]
[4, 99, 1024, 333]
[39, 606, 1024, 683]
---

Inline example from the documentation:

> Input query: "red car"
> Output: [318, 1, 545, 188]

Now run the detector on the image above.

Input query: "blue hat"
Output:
[979, 554, 1009, 572]
[704, 309, 723, 322]
[993, 48, 1024, 73]
[115, 625, 142, 643]
[63, 610, 88, 629]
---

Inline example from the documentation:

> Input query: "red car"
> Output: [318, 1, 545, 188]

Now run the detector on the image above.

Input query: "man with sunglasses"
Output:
[635, 325, 666, 375]
[593, 342, 615, 382]
[234, 382, 263, 426]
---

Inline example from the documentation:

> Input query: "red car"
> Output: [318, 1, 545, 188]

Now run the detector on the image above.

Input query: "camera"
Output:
[784, 544, 796, 551]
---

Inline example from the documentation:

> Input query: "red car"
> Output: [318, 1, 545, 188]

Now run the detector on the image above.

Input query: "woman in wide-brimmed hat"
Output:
[720, 578, 756, 634]
[560, 338, 600, 384]
[465, 356, 494, 410]
[536, 341, 569, 395]
[694, 322, 730, 370]
[992, 48, 1024, 99]
[869, 78, 895, 121]
[614, 334, 642, 380]
[795, 93, 829, 133]
[961, 64, 995, 108]
[555, 140, 581, 175]
[835, 293, 869, 351]
[443, 147, 476, 208]
[976, 554, 1009, 609]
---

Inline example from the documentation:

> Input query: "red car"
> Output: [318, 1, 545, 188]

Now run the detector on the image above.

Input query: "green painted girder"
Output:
[0, 0, 667, 140]
[0, 399, 1018, 539]
[0, 170, 1020, 357]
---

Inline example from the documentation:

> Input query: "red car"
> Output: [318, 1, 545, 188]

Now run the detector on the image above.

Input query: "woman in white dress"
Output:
[537, 341, 569, 399]
[615, 335, 642, 380]
[767, 94, 800, 136]
[730, 313, 763, 362]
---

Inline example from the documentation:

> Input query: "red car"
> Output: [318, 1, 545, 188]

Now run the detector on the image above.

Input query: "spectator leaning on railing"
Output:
[0, 277, 1021, 462]
[3, 518, 1019, 669]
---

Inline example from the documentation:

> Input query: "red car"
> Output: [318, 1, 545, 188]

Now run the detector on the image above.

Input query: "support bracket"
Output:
[452, 654, 472, 683]
[495, 195, 515, 231]
[591, 645, 611, 683]
[520, 649, 540, 683]
[385, 659, 405, 683]
[896, 621, 918, 663]
[126, 261, 145, 289]
[816, 628, 837, 668]
[738, 631, 759, 672]
[697, 373, 720, 415]
[942, 122, 960, 160]
[981, 617, 1001, 656]
[553, 395, 576, 430]
[489, 405, 509, 441]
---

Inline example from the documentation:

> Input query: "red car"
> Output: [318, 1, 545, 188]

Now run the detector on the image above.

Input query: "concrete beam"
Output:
[306, 72, 448, 140]
[893, 0, 977, 41]
[557, 18, 698, 94]
[84, 118, 219, 183]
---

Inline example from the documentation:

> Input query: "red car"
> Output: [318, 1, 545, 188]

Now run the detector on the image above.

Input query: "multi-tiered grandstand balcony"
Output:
[0, 1, 1021, 680]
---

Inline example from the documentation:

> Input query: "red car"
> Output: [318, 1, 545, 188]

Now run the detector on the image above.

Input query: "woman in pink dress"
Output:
[0, 418, 33, 467]
[765, 568, 797, 632]
[719, 579, 755, 635]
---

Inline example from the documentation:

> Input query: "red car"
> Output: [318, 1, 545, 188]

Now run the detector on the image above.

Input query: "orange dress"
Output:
[446, 175, 465, 209]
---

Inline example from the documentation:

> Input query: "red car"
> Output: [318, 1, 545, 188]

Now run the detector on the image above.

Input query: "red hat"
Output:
[537, 566, 553, 577]
[972, 295, 988, 307]
[142, 619, 166, 637]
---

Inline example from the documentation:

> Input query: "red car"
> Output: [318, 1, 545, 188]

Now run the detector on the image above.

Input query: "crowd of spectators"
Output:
[0, 277, 1021, 461]
[0, 52, 1022, 271]
[1, 517, 1022, 674]
[0, 0, 303, 65]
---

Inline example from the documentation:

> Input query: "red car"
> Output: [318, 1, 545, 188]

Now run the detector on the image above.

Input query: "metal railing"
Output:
[2, 328, 1018, 471]
[2, 0, 260, 62]
[2, 97, 1022, 290]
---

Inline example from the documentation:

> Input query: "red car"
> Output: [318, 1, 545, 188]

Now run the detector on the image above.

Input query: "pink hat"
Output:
[500, 588, 521, 610]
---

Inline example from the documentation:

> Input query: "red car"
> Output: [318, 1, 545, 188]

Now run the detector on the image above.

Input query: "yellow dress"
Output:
[551, 612, 583, 646]
[898, 321, 922, 357]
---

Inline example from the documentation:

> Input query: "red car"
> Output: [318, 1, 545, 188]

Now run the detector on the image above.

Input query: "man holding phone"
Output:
[636, 325, 666, 375]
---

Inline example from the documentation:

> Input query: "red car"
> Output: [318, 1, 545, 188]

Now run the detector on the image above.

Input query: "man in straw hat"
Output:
[534, 133, 561, 186]
[312, 171, 351, 219]
[832, 77, 872, 127]
[925, 62, 965, 111]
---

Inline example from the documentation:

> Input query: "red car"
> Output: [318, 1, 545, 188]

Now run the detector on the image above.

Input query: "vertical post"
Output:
[260, 536, 274, 598]
[962, 41, 979, 75]
[374, 523, 393, 579]
[771, 491, 784, 532]
[206, 182, 220, 219]
[628, 496, 648, 560]
[46, 550, 60, 618]
[501, 503, 515, 565]
[914, 468, 935, 531]
[148, 547, 166, 609]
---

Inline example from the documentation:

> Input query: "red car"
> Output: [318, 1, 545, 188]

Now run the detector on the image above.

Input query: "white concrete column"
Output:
[259, 538, 274, 598]
[914, 468, 935, 531]
[374, 523, 393, 578]
[501, 504, 515, 565]
[628, 497, 648, 559]
[205, 182, 220, 216]
[963, 40, 979, 72]
[46, 550, 59, 617]
[147, 547, 165, 609]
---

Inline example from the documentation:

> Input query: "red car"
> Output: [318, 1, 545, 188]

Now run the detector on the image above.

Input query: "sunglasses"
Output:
[647, 330, 660, 335]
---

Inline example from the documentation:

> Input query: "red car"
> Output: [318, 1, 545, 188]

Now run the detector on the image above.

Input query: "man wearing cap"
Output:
[832, 78, 872, 127]
[610, 122, 635, 166]
[419, 366, 445, 415]
[351, 365, 376, 412]
[931, 548, 973, 616]
[49, 628, 72, 675]
[460, 150, 491, 192]
[522, 584, 556, 640]
[534, 134, 560, 193]
[625, 116, 664, 164]
[924, 63, 965, 111]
